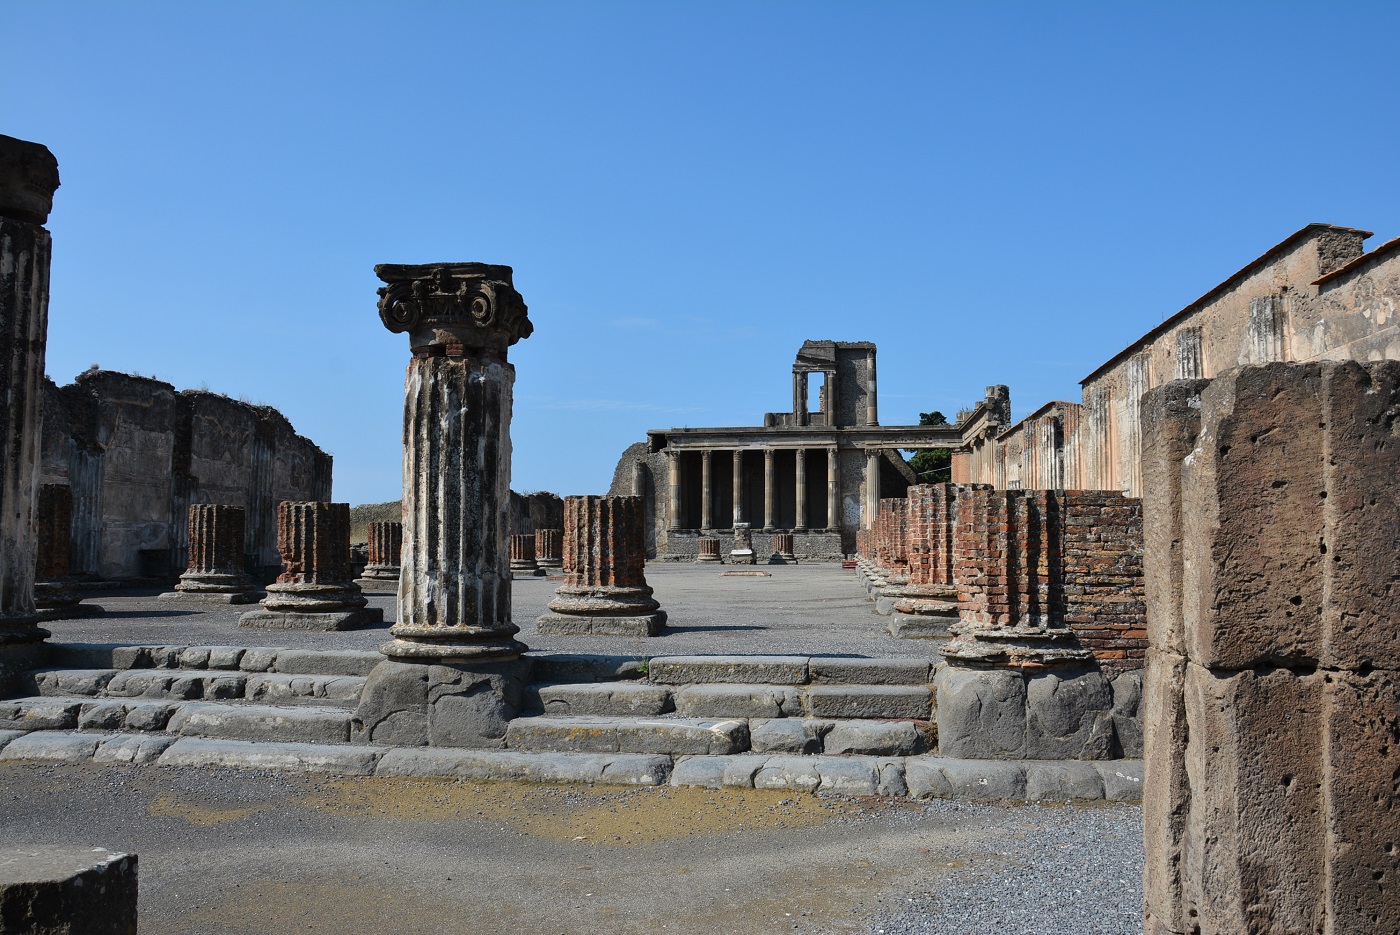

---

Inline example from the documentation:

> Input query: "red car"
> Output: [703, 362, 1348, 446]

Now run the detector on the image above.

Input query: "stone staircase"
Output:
[0, 642, 1143, 802]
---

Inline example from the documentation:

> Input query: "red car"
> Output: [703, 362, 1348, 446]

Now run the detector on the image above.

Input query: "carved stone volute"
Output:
[375, 262, 533, 354]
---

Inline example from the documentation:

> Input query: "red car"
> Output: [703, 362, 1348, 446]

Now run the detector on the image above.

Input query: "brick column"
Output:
[700, 449, 713, 530]
[355, 520, 403, 591]
[537, 495, 666, 636]
[508, 533, 541, 577]
[1142, 362, 1400, 935]
[889, 484, 963, 638]
[159, 504, 260, 603]
[794, 448, 807, 531]
[241, 501, 381, 631]
[534, 528, 563, 573]
[771, 533, 795, 563]
[32, 484, 100, 620]
[696, 536, 721, 563]
[0, 136, 59, 680]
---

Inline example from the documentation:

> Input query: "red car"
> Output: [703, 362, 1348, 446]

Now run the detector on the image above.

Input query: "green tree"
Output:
[907, 410, 952, 482]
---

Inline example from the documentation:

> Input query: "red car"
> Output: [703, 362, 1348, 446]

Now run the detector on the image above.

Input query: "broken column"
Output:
[352, 263, 532, 749]
[160, 504, 260, 604]
[534, 528, 563, 574]
[33, 484, 101, 620]
[354, 520, 402, 592]
[239, 501, 382, 631]
[696, 536, 722, 563]
[0, 135, 60, 694]
[872, 497, 910, 612]
[537, 494, 667, 636]
[508, 533, 542, 577]
[1142, 362, 1400, 935]
[730, 522, 756, 565]
[770, 532, 795, 564]
[888, 483, 964, 639]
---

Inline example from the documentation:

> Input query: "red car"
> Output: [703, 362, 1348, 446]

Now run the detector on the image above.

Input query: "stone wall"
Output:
[39, 371, 331, 579]
[1141, 361, 1400, 934]
[508, 491, 563, 537]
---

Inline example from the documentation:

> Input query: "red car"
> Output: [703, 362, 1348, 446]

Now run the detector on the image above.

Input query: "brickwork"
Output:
[534, 528, 562, 567]
[35, 484, 72, 581]
[771, 533, 794, 560]
[874, 497, 909, 573]
[274, 501, 352, 585]
[365, 521, 402, 570]
[696, 536, 721, 562]
[560, 495, 647, 589]
[508, 533, 539, 575]
[905, 484, 967, 588]
[1061, 491, 1145, 669]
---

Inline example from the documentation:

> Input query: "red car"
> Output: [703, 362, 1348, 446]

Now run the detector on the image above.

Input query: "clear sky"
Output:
[8, 2, 1398, 505]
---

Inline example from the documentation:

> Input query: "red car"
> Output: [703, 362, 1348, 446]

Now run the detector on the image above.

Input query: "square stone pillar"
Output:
[1142, 362, 1400, 935]
[0, 135, 59, 694]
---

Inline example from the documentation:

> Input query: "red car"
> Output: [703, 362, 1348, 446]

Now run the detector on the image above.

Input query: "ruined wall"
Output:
[1141, 361, 1400, 935]
[1060, 491, 1145, 670]
[39, 370, 331, 578]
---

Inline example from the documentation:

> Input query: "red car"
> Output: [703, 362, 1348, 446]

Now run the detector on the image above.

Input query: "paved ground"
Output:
[48, 563, 934, 658]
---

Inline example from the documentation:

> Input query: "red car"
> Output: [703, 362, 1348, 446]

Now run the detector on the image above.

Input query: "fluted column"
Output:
[827, 447, 840, 532]
[865, 449, 881, 529]
[538, 495, 666, 636]
[794, 448, 807, 531]
[700, 449, 713, 530]
[666, 449, 682, 530]
[865, 348, 878, 426]
[763, 448, 775, 532]
[241, 501, 381, 631]
[509, 533, 541, 576]
[159, 504, 259, 603]
[696, 536, 722, 563]
[0, 135, 59, 665]
[372, 262, 532, 661]
[772, 532, 795, 563]
[731, 449, 743, 526]
[355, 520, 403, 591]
[535, 528, 563, 573]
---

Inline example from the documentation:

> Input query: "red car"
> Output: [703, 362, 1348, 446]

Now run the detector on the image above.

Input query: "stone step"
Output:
[504, 715, 750, 756]
[45, 643, 381, 677]
[165, 702, 352, 745]
[525, 677, 934, 720]
[29, 668, 366, 706]
[643, 655, 934, 687]
[0, 730, 1145, 802]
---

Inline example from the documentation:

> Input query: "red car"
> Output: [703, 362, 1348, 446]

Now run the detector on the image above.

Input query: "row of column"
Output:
[667, 447, 842, 531]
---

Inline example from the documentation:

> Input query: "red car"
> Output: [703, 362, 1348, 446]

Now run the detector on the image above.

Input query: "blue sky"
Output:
[8, 2, 1398, 504]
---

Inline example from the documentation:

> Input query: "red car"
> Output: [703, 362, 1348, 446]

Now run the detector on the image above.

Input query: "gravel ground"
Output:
[48, 563, 937, 659]
[0, 762, 1142, 934]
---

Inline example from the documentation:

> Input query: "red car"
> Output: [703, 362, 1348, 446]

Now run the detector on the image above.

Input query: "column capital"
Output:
[376, 263, 533, 354]
[0, 134, 60, 224]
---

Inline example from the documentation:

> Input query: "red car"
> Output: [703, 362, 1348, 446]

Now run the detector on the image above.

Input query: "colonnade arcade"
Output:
[665, 446, 841, 532]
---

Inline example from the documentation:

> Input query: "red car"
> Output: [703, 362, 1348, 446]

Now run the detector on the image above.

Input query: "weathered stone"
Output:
[1024, 665, 1115, 760]
[93, 733, 177, 764]
[934, 666, 1026, 759]
[673, 684, 802, 718]
[804, 684, 931, 720]
[823, 720, 923, 756]
[239, 607, 382, 631]
[1024, 761, 1105, 801]
[272, 648, 381, 676]
[32, 667, 117, 696]
[541, 495, 666, 636]
[808, 658, 931, 685]
[355, 520, 403, 590]
[244, 672, 366, 706]
[351, 658, 524, 749]
[0, 730, 100, 762]
[1094, 760, 1144, 802]
[375, 748, 670, 787]
[0, 697, 80, 730]
[648, 655, 808, 685]
[729, 522, 756, 565]
[167, 702, 351, 745]
[936, 758, 1027, 801]
[696, 536, 722, 563]
[504, 715, 747, 756]
[534, 528, 564, 573]
[157, 737, 381, 775]
[530, 681, 672, 717]
[0, 844, 137, 935]
[525, 653, 648, 683]
[509, 533, 542, 576]
[33, 483, 103, 618]
[749, 718, 826, 754]
[241, 501, 381, 630]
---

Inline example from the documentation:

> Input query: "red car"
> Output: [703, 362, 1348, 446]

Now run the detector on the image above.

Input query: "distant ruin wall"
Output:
[39, 370, 331, 579]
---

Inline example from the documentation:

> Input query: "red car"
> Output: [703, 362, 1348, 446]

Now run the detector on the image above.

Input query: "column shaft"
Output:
[667, 450, 681, 530]
[827, 447, 840, 532]
[763, 449, 776, 531]
[865, 450, 881, 529]
[865, 349, 878, 426]
[700, 450, 713, 530]
[794, 448, 807, 530]
[731, 450, 743, 526]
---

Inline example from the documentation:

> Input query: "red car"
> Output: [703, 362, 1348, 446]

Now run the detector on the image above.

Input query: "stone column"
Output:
[794, 448, 807, 530]
[700, 449, 713, 530]
[534, 528, 563, 573]
[763, 448, 775, 532]
[666, 449, 682, 530]
[159, 504, 259, 603]
[794, 371, 808, 426]
[537, 495, 666, 636]
[696, 536, 722, 563]
[731, 450, 743, 526]
[631, 457, 646, 498]
[353, 263, 533, 750]
[240, 501, 381, 631]
[864, 450, 881, 529]
[1142, 362, 1400, 935]
[827, 447, 840, 532]
[0, 136, 59, 690]
[355, 520, 403, 591]
[33, 485, 101, 620]
[865, 348, 878, 426]
[508, 533, 541, 577]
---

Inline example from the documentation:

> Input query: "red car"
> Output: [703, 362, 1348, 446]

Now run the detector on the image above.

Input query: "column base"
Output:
[173, 571, 258, 593]
[354, 578, 399, 592]
[728, 550, 756, 565]
[158, 590, 264, 605]
[239, 607, 384, 631]
[696, 553, 722, 563]
[537, 560, 564, 575]
[509, 560, 544, 577]
[355, 566, 401, 591]
[36, 603, 105, 623]
[380, 624, 528, 663]
[536, 611, 667, 637]
[261, 583, 369, 614]
[352, 657, 526, 748]
[939, 621, 1095, 668]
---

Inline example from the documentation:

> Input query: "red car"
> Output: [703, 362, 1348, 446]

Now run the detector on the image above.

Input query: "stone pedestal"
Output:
[537, 495, 666, 636]
[159, 504, 261, 604]
[729, 522, 756, 565]
[769, 532, 796, 564]
[33, 484, 101, 620]
[508, 533, 542, 576]
[535, 528, 563, 574]
[354, 263, 532, 748]
[0, 135, 59, 694]
[240, 501, 381, 631]
[696, 536, 722, 563]
[355, 520, 402, 591]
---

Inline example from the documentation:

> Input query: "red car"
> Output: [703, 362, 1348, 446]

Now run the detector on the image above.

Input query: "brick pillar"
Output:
[355, 520, 403, 591]
[32, 484, 100, 619]
[537, 495, 666, 636]
[771, 533, 795, 563]
[1142, 362, 1400, 935]
[889, 484, 967, 637]
[0, 135, 59, 679]
[508, 533, 540, 577]
[240, 501, 381, 631]
[534, 528, 563, 573]
[160, 504, 260, 603]
[696, 536, 721, 563]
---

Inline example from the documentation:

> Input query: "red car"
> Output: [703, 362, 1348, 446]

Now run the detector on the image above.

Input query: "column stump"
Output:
[159, 504, 261, 604]
[354, 520, 402, 592]
[538, 495, 666, 636]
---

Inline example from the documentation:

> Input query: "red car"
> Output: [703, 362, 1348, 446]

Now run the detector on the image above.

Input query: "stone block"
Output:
[807, 658, 932, 685]
[273, 649, 382, 677]
[374, 748, 670, 786]
[887, 615, 954, 640]
[823, 720, 923, 756]
[673, 684, 802, 718]
[93, 734, 177, 764]
[904, 758, 955, 800]
[1024, 761, 1105, 801]
[31, 668, 117, 696]
[526, 653, 648, 683]
[167, 702, 351, 745]
[1142, 649, 1190, 933]
[535, 612, 667, 637]
[351, 659, 523, 749]
[0, 845, 137, 935]
[243, 673, 366, 706]
[157, 590, 262, 604]
[1094, 760, 1144, 802]
[78, 700, 175, 732]
[934, 667, 1026, 759]
[238, 607, 384, 631]
[804, 685, 932, 720]
[753, 756, 822, 794]
[0, 697, 80, 731]
[1024, 665, 1115, 760]
[0, 731, 101, 762]
[238, 647, 280, 672]
[157, 737, 381, 775]
[811, 757, 884, 796]
[936, 758, 1028, 801]
[670, 755, 754, 789]
[0, 730, 27, 752]
[647, 655, 808, 685]
[530, 682, 672, 716]
[614, 717, 748, 755]
[749, 718, 826, 755]
[1109, 668, 1144, 758]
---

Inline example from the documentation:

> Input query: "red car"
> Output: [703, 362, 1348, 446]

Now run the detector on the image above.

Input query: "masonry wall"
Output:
[39, 370, 331, 578]
[1141, 362, 1400, 934]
